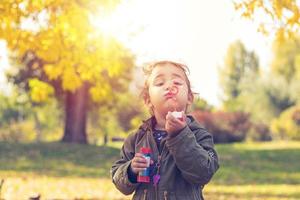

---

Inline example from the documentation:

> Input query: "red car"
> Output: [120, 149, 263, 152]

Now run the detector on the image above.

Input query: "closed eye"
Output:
[154, 82, 164, 86]
[174, 80, 183, 85]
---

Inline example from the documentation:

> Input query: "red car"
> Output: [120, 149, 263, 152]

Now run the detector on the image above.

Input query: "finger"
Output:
[133, 157, 147, 164]
[167, 116, 180, 125]
[135, 153, 145, 157]
[133, 168, 147, 173]
[171, 113, 187, 125]
[132, 162, 149, 168]
[131, 162, 149, 172]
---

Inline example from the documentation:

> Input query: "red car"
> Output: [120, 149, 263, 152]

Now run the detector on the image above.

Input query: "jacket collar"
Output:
[139, 116, 156, 132]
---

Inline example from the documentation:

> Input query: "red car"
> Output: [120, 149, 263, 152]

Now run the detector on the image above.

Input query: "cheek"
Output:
[148, 87, 159, 102]
[179, 86, 189, 98]
[149, 86, 161, 95]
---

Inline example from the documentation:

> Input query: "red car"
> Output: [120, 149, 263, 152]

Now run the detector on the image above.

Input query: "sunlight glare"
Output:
[90, 0, 147, 42]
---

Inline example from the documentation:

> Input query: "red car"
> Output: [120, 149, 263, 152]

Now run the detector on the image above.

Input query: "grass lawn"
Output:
[0, 141, 299, 199]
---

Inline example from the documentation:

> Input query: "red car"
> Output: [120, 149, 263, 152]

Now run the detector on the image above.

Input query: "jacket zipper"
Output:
[143, 189, 147, 200]
[155, 155, 161, 200]
[149, 127, 161, 200]
[155, 140, 167, 200]
[148, 127, 167, 200]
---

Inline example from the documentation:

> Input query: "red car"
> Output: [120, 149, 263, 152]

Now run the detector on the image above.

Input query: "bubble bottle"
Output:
[137, 147, 152, 183]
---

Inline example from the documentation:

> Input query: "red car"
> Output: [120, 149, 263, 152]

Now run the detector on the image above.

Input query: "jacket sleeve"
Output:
[166, 124, 219, 185]
[110, 133, 140, 195]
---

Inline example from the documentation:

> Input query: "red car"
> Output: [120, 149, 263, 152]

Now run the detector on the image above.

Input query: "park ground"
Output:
[0, 141, 300, 200]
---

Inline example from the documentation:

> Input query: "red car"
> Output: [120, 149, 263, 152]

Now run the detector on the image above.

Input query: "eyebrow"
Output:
[154, 73, 184, 80]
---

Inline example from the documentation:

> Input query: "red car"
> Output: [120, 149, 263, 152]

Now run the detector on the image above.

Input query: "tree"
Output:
[0, 0, 134, 143]
[219, 40, 259, 110]
[237, 74, 295, 124]
[234, 0, 300, 81]
[271, 36, 300, 81]
[234, 0, 300, 40]
[0, 86, 62, 142]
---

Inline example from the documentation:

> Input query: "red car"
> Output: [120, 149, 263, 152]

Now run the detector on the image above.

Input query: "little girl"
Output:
[111, 60, 219, 200]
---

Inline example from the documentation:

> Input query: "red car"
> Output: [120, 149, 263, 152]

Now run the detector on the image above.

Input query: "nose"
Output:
[164, 81, 174, 91]
[165, 83, 178, 94]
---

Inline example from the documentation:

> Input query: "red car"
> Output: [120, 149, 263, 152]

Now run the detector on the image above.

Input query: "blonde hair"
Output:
[140, 60, 194, 114]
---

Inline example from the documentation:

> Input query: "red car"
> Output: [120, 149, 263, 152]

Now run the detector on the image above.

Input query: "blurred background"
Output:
[0, 0, 299, 199]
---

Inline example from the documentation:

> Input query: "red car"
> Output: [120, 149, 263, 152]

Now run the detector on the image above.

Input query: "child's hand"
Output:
[165, 111, 187, 136]
[130, 153, 150, 174]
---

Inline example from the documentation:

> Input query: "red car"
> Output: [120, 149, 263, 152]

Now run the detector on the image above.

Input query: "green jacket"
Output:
[111, 116, 219, 200]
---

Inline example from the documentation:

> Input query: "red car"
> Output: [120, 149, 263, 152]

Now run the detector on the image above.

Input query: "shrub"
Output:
[191, 110, 251, 143]
[271, 105, 300, 140]
[0, 120, 36, 142]
[247, 123, 272, 141]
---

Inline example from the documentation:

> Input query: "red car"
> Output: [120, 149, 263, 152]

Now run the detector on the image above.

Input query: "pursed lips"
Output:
[164, 91, 176, 99]
[164, 86, 179, 99]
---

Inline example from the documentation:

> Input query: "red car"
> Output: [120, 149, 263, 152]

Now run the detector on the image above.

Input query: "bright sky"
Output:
[94, 0, 273, 106]
[0, 0, 273, 106]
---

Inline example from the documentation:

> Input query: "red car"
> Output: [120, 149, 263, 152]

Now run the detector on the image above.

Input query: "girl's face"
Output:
[146, 63, 193, 116]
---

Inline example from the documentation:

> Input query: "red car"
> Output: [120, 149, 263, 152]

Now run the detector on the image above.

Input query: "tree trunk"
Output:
[103, 133, 108, 146]
[62, 83, 88, 144]
[33, 109, 42, 142]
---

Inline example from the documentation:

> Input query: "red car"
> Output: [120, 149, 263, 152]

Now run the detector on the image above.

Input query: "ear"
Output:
[145, 96, 155, 115]
[144, 95, 152, 108]
[187, 92, 194, 105]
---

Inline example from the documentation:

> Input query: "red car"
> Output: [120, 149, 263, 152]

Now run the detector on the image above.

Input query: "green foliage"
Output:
[0, 90, 35, 142]
[234, 73, 296, 125]
[88, 107, 124, 145]
[0, 121, 36, 142]
[271, 36, 300, 81]
[88, 93, 148, 145]
[219, 40, 259, 104]
[115, 93, 147, 132]
[271, 105, 300, 140]
[0, 87, 63, 142]
[0, 90, 31, 125]
[191, 96, 214, 111]
[31, 99, 63, 142]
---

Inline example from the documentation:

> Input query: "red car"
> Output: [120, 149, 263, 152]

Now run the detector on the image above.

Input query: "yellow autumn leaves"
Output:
[234, 0, 300, 41]
[29, 79, 54, 103]
[0, 0, 133, 103]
